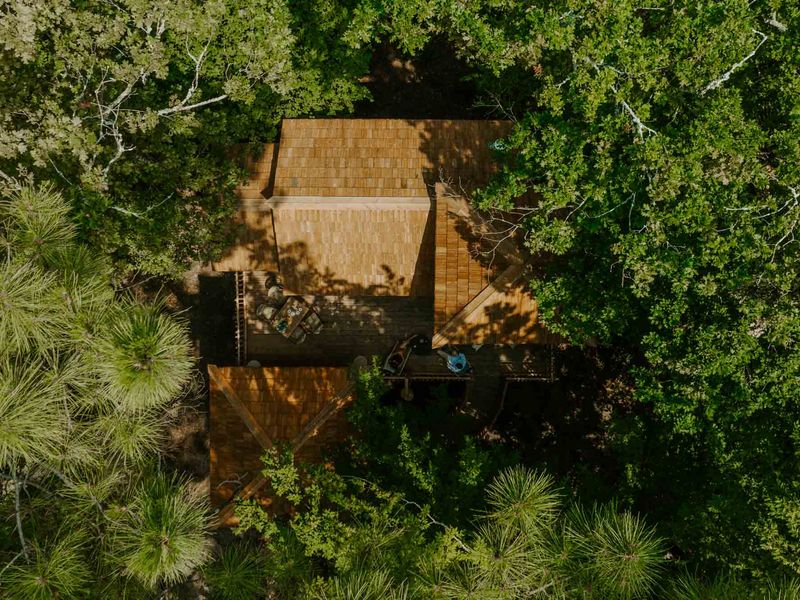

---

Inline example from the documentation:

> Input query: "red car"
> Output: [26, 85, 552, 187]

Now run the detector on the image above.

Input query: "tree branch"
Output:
[0, 168, 20, 190]
[701, 30, 767, 95]
[586, 58, 657, 139]
[10, 466, 29, 559]
[619, 99, 657, 139]
[764, 13, 787, 32]
[157, 93, 228, 117]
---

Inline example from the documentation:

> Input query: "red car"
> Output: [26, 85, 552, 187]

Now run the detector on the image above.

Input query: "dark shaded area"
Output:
[196, 274, 238, 367]
[164, 273, 237, 369]
[492, 346, 636, 501]
[356, 39, 485, 119]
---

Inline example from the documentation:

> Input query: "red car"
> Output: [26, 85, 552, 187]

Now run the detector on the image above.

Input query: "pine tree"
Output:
[0, 183, 210, 596]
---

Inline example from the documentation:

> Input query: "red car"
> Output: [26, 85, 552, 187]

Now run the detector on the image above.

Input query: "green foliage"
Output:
[343, 365, 515, 525]
[314, 569, 409, 600]
[0, 260, 65, 354]
[0, 0, 377, 275]
[568, 505, 664, 599]
[485, 465, 559, 534]
[96, 302, 194, 412]
[0, 183, 75, 262]
[665, 573, 800, 600]
[90, 408, 166, 466]
[236, 456, 667, 599]
[392, 0, 800, 578]
[203, 542, 267, 600]
[0, 531, 91, 600]
[0, 359, 66, 468]
[0, 183, 210, 595]
[110, 472, 211, 590]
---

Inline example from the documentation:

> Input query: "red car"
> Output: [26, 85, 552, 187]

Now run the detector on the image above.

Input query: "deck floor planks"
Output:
[245, 271, 434, 365]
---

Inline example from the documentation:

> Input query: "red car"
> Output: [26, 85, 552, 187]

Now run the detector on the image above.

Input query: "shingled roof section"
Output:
[208, 365, 353, 526]
[213, 143, 279, 272]
[432, 183, 554, 347]
[268, 197, 434, 296]
[272, 119, 512, 198]
[433, 185, 509, 330]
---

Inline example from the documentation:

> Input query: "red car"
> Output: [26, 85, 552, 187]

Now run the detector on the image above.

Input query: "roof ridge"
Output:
[290, 382, 355, 452]
[432, 263, 525, 347]
[209, 365, 355, 528]
[208, 365, 275, 451]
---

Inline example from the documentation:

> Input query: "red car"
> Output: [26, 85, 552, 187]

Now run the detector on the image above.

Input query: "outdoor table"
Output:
[269, 296, 311, 340]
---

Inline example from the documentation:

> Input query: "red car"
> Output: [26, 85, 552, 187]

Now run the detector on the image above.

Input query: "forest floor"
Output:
[354, 39, 485, 119]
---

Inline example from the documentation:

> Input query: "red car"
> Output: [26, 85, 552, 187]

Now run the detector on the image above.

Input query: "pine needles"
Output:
[110, 472, 211, 590]
[96, 303, 194, 412]
[0, 531, 90, 600]
[203, 543, 267, 600]
[0, 359, 67, 468]
[0, 183, 207, 594]
[0, 259, 66, 355]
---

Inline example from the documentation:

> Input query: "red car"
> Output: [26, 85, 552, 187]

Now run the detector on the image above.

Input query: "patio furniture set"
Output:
[255, 274, 323, 344]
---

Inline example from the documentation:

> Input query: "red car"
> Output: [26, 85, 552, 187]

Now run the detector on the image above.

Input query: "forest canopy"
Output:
[1, 0, 799, 597]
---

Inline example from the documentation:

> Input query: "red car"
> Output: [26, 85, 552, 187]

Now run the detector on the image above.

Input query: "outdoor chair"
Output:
[300, 310, 323, 335]
[256, 304, 277, 322]
[287, 326, 307, 345]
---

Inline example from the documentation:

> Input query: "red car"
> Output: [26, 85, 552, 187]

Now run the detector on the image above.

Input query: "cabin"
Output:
[207, 119, 560, 524]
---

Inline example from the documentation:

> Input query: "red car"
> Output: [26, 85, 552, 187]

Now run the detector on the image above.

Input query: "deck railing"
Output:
[234, 271, 247, 366]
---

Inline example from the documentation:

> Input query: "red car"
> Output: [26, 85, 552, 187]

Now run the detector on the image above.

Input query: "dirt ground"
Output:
[355, 39, 487, 119]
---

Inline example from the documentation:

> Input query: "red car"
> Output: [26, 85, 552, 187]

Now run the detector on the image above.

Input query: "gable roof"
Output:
[208, 365, 353, 525]
[432, 183, 555, 347]
[210, 119, 555, 346]
[213, 119, 514, 293]
[268, 197, 434, 296]
[272, 119, 512, 198]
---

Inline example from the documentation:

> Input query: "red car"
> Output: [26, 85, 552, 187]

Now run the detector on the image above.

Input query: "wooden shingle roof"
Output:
[269, 197, 434, 296]
[208, 365, 353, 525]
[272, 119, 512, 197]
[432, 184, 555, 347]
[213, 144, 279, 272]
[213, 119, 513, 283]
[433, 191, 509, 329]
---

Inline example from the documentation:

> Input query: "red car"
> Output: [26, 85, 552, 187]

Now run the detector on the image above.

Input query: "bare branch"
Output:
[110, 192, 173, 219]
[701, 30, 767, 95]
[586, 58, 657, 139]
[10, 467, 29, 559]
[102, 131, 134, 179]
[0, 168, 20, 190]
[765, 13, 787, 32]
[155, 40, 229, 117]
[620, 99, 657, 139]
[157, 93, 228, 117]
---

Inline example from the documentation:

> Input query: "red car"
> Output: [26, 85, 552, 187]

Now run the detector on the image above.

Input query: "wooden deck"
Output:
[244, 271, 434, 365]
